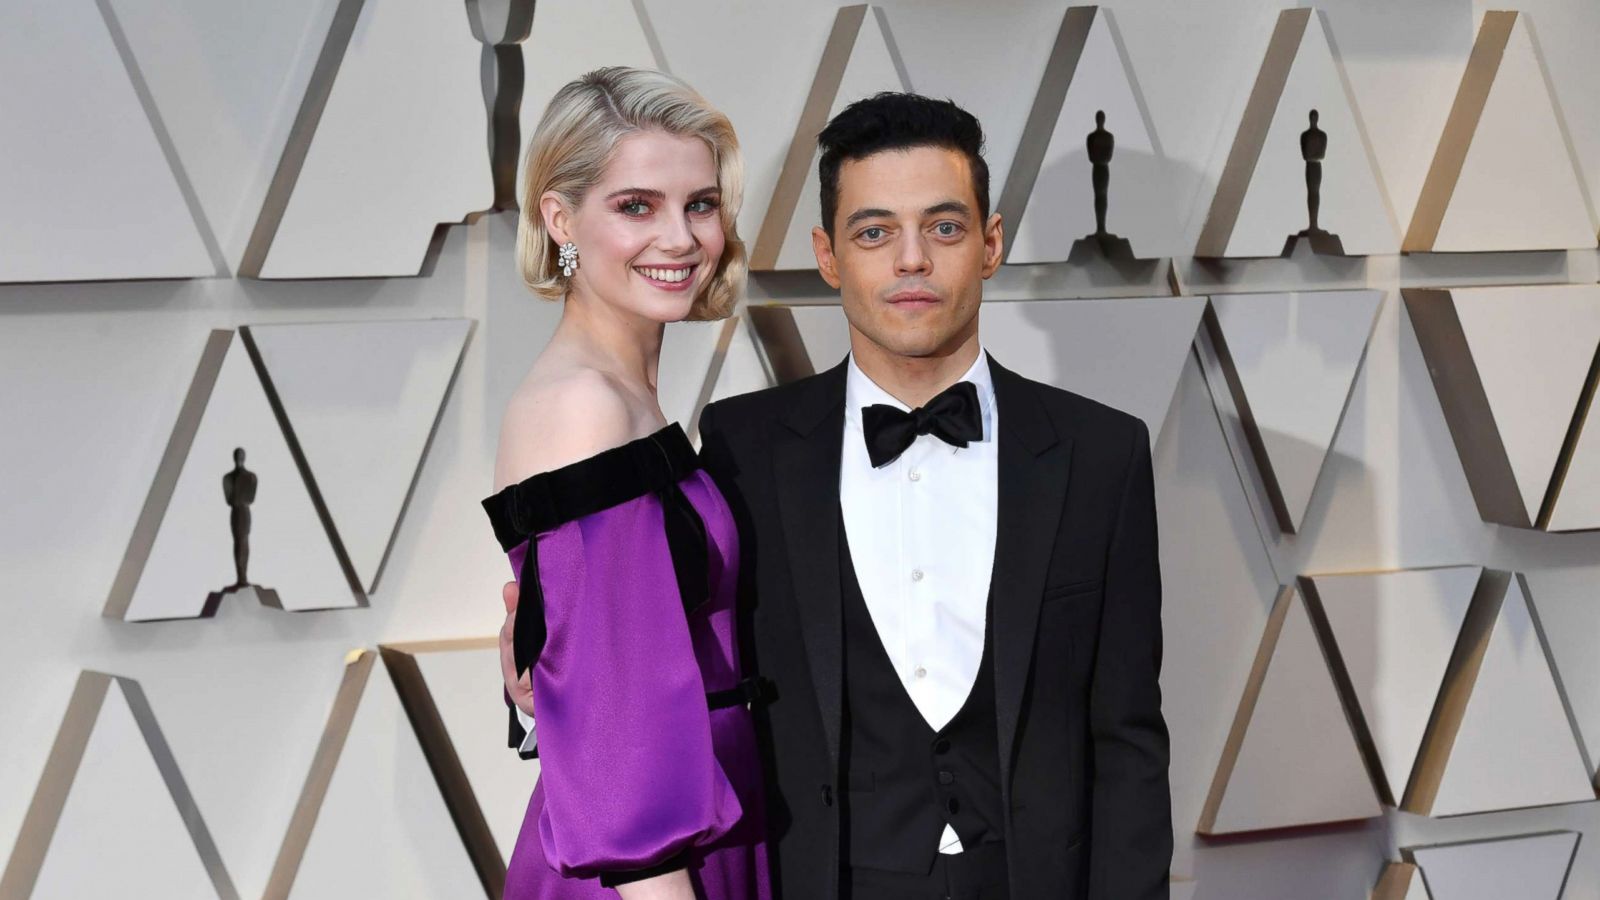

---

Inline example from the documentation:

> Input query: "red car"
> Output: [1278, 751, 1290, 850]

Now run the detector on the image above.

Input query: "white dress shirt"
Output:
[841, 348, 998, 855]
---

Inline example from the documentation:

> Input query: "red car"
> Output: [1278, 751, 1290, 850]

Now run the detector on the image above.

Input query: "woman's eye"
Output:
[620, 200, 649, 216]
[688, 199, 719, 215]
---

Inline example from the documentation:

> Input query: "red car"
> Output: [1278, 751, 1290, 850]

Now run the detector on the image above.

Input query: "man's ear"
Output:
[981, 212, 1004, 279]
[812, 225, 842, 289]
[540, 191, 573, 245]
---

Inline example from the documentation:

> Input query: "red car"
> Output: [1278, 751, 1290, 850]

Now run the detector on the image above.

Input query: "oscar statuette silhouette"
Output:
[1281, 109, 1347, 256]
[203, 447, 281, 614]
[1068, 110, 1139, 264]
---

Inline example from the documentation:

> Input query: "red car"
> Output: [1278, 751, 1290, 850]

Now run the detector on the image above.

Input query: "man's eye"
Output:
[861, 227, 885, 241]
[935, 222, 960, 236]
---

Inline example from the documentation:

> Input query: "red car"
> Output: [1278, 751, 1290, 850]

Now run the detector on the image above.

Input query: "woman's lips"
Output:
[634, 264, 698, 291]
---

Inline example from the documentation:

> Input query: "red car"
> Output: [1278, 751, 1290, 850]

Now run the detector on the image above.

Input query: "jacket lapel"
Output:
[773, 358, 849, 770]
[987, 356, 1073, 799]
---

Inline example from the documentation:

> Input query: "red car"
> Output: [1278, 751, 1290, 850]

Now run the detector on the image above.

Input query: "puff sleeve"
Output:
[505, 489, 743, 884]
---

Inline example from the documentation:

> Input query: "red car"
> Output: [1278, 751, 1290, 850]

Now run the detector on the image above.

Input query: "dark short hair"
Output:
[817, 92, 990, 238]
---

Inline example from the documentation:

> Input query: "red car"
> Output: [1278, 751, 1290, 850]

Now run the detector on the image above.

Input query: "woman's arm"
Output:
[616, 871, 697, 900]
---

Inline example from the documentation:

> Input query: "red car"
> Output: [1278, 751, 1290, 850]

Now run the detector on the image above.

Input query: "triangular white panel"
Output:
[246, 320, 472, 593]
[1372, 863, 1432, 900]
[689, 316, 775, 444]
[516, 0, 665, 199]
[286, 654, 482, 898]
[1409, 832, 1579, 900]
[1451, 286, 1600, 525]
[1545, 388, 1600, 531]
[1404, 878, 1432, 900]
[1520, 569, 1600, 783]
[1306, 567, 1480, 804]
[26, 676, 233, 900]
[1430, 576, 1593, 816]
[1199, 10, 1396, 258]
[403, 642, 536, 863]
[756, 6, 912, 270]
[782, 305, 855, 374]
[983, 299, 1203, 441]
[706, 316, 774, 406]
[1008, 8, 1175, 262]
[1199, 586, 1380, 834]
[1424, 14, 1594, 253]
[1208, 290, 1381, 531]
[0, 3, 211, 280]
[660, 319, 735, 432]
[766, 298, 1203, 443]
[117, 332, 350, 620]
[257, 0, 490, 277]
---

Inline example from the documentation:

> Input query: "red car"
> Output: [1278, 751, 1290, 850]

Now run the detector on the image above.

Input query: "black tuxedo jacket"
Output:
[696, 355, 1171, 900]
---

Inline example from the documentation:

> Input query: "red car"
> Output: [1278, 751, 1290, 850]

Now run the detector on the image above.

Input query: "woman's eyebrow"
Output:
[603, 187, 666, 201]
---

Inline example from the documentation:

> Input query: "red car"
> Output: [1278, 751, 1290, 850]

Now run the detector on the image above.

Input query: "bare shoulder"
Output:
[493, 367, 643, 491]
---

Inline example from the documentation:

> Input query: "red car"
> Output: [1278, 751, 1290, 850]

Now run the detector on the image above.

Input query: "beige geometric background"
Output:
[3, 1, 1600, 898]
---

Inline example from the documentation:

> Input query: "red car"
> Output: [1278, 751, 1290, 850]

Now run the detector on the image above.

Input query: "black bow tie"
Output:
[862, 381, 983, 468]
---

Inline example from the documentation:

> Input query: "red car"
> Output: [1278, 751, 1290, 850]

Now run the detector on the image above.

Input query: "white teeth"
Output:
[637, 266, 692, 283]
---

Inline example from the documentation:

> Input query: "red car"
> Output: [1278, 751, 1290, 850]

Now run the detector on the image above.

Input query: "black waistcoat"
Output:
[838, 518, 1004, 875]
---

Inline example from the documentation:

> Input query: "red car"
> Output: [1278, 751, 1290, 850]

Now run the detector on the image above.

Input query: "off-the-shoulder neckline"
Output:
[480, 422, 700, 550]
[494, 421, 685, 492]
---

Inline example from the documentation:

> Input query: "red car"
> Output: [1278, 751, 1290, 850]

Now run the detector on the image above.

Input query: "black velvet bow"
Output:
[861, 380, 983, 468]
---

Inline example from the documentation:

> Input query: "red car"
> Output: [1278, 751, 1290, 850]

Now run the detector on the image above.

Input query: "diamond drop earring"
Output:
[558, 241, 579, 278]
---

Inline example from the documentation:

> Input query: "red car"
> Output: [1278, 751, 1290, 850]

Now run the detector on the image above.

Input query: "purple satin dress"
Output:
[482, 424, 770, 900]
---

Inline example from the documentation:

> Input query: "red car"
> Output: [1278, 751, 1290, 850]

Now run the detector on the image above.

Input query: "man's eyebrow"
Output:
[924, 200, 971, 218]
[843, 207, 895, 229]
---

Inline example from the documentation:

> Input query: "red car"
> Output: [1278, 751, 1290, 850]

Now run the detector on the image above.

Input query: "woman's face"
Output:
[547, 130, 725, 324]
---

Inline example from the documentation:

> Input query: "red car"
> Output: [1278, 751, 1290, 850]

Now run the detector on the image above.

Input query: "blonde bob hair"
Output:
[517, 67, 745, 321]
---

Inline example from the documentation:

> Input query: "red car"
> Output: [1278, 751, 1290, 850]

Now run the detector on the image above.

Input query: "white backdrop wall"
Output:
[3, 1, 1599, 898]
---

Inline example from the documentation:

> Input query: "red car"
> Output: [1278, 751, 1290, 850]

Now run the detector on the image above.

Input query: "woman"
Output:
[479, 67, 768, 900]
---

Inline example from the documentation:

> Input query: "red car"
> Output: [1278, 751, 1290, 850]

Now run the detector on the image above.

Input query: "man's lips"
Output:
[887, 290, 941, 306]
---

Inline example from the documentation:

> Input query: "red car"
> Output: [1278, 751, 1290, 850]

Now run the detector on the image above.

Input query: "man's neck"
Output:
[848, 329, 982, 409]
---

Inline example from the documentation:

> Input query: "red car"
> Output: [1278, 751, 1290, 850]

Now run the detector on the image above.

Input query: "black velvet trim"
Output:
[660, 476, 711, 622]
[596, 849, 690, 888]
[481, 423, 700, 550]
[509, 534, 549, 684]
[707, 675, 776, 710]
[480, 423, 710, 678]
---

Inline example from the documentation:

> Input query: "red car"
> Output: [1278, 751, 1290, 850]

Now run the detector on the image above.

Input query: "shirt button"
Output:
[908, 468, 921, 482]
[914, 666, 927, 679]
[911, 568, 924, 582]
[938, 770, 955, 785]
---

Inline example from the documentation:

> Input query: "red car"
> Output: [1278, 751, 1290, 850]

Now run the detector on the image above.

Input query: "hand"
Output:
[501, 580, 534, 717]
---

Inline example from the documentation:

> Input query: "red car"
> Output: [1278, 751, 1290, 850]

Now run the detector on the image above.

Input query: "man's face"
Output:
[812, 145, 1003, 360]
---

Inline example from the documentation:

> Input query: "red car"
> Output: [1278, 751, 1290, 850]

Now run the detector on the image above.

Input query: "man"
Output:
[504, 92, 1171, 899]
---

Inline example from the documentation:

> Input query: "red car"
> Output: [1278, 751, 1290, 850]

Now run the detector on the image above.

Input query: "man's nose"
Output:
[894, 233, 931, 276]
